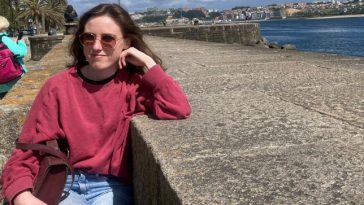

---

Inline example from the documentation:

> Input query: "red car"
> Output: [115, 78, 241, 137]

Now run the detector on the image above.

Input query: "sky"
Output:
[68, 0, 314, 14]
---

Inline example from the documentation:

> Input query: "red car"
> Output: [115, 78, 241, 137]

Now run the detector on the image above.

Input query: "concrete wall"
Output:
[142, 23, 261, 46]
[0, 106, 29, 167]
[129, 36, 364, 204]
[28, 35, 64, 61]
[131, 123, 181, 205]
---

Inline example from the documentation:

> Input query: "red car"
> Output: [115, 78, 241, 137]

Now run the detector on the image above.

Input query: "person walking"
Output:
[1, 4, 191, 205]
[0, 16, 28, 99]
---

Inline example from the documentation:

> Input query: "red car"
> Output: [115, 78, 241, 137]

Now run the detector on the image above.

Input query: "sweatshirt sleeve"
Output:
[135, 64, 191, 120]
[0, 79, 65, 203]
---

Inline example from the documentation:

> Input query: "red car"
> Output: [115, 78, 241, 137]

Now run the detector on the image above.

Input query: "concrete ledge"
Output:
[28, 35, 65, 61]
[64, 23, 78, 35]
[131, 122, 181, 205]
[130, 37, 364, 204]
[142, 24, 261, 46]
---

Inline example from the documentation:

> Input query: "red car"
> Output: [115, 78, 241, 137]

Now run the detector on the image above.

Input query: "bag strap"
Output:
[0, 35, 6, 49]
[16, 141, 70, 163]
[16, 140, 75, 200]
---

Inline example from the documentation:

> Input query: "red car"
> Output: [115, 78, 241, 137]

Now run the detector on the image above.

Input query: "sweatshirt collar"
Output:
[77, 67, 119, 85]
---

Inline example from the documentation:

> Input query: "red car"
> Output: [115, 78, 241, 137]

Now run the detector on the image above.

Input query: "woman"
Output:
[0, 16, 28, 99]
[1, 4, 191, 205]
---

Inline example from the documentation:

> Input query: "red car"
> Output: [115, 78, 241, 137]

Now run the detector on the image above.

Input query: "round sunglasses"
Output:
[79, 32, 123, 48]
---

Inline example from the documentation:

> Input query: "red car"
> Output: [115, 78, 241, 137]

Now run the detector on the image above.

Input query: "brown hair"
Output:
[68, 4, 162, 73]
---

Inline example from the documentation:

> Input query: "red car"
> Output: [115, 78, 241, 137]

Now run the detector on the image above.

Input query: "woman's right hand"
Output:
[118, 47, 156, 73]
[13, 191, 46, 205]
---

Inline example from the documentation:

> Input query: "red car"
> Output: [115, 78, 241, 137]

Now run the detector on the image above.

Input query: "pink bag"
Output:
[0, 42, 23, 84]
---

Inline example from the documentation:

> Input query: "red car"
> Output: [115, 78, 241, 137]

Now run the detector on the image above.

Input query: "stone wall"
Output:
[129, 36, 364, 204]
[131, 123, 181, 205]
[142, 23, 261, 46]
[28, 35, 65, 61]
[64, 23, 78, 35]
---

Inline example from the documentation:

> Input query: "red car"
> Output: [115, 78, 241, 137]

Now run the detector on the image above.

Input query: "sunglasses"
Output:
[79, 32, 123, 48]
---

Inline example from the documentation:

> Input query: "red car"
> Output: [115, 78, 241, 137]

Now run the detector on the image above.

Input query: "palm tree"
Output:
[0, 0, 20, 35]
[16, 0, 67, 33]
[44, 0, 68, 28]
[0, 0, 16, 26]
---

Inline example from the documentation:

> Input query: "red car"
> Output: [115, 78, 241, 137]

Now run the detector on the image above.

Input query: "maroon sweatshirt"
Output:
[1, 65, 191, 202]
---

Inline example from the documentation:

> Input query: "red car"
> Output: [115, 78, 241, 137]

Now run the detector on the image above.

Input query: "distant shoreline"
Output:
[248, 14, 364, 23]
[305, 14, 364, 20]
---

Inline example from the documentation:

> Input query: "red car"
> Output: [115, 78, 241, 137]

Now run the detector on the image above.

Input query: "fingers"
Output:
[119, 48, 129, 68]
[119, 47, 156, 71]
[119, 47, 143, 68]
[118, 57, 123, 69]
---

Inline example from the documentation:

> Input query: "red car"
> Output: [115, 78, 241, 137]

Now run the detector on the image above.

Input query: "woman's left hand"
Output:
[119, 47, 156, 73]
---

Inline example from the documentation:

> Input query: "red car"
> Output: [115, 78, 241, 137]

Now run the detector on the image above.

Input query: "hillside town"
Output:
[130, 0, 364, 26]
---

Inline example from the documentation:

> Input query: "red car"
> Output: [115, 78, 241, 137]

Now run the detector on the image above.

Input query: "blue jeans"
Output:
[59, 170, 133, 205]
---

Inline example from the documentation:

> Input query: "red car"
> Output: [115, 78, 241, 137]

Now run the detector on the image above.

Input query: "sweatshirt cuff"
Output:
[142, 64, 169, 89]
[4, 176, 33, 204]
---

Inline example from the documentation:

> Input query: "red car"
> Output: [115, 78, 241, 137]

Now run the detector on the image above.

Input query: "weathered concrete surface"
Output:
[131, 37, 364, 204]
[28, 35, 65, 61]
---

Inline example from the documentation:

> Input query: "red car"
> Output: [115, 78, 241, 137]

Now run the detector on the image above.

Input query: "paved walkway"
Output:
[1, 35, 72, 106]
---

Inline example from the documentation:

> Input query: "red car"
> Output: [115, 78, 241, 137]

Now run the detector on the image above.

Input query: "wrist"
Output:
[145, 58, 156, 70]
[13, 190, 33, 204]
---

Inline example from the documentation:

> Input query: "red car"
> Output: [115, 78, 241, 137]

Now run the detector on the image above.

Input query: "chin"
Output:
[89, 61, 113, 70]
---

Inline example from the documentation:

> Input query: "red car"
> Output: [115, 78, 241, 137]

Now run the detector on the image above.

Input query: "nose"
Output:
[91, 38, 103, 50]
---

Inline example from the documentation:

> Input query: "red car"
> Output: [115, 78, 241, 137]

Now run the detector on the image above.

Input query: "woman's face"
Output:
[82, 15, 129, 71]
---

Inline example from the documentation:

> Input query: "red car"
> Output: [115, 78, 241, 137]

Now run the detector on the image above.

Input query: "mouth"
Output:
[91, 54, 107, 59]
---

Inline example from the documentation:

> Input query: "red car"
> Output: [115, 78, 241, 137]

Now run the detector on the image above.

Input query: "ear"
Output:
[123, 38, 131, 49]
